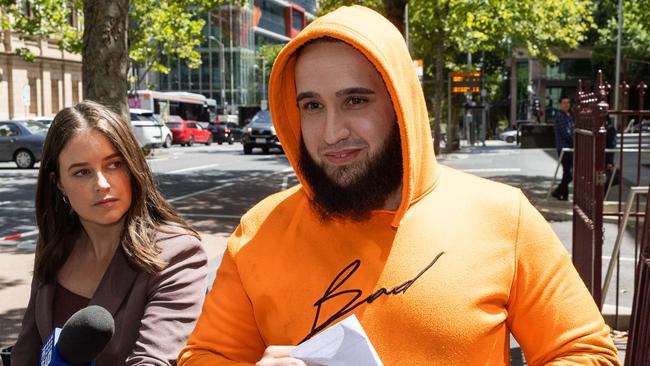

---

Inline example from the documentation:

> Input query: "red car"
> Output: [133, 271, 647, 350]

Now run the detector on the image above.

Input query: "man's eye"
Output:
[347, 97, 368, 106]
[302, 101, 321, 110]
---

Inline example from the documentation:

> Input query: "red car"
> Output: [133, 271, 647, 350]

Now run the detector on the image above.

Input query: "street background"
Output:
[0, 141, 634, 363]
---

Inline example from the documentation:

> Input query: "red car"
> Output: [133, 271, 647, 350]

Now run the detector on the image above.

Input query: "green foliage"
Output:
[316, 0, 382, 15]
[593, 0, 650, 83]
[257, 43, 282, 69]
[409, 0, 594, 68]
[128, 0, 207, 78]
[0, 0, 239, 77]
[0, 0, 82, 59]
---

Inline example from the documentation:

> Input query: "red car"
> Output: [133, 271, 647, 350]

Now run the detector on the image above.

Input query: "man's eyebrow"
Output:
[335, 87, 375, 97]
[297, 91, 320, 102]
[66, 152, 122, 171]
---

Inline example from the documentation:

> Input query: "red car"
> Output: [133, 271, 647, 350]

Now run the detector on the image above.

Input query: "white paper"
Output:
[290, 315, 383, 366]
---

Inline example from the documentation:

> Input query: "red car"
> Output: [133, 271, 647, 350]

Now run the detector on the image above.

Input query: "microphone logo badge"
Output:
[40, 328, 61, 366]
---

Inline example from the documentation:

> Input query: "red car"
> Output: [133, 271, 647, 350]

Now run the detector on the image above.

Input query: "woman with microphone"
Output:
[12, 100, 208, 365]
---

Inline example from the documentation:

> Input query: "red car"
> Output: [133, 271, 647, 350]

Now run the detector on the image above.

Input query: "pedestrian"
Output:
[11, 100, 208, 365]
[179, 5, 619, 365]
[552, 95, 574, 200]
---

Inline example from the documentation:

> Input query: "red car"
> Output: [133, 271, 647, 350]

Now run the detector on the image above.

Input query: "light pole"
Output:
[254, 56, 267, 109]
[209, 35, 227, 114]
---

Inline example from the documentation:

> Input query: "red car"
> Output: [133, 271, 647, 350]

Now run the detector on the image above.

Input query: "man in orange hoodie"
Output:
[179, 5, 620, 365]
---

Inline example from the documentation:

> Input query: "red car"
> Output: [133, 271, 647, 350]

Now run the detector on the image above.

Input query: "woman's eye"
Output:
[108, 160, 123, 169]
[73, 169, 89, 177]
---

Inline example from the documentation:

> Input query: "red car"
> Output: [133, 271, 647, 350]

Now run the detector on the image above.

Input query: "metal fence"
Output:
[572, 71, 650, 364]
[572, 75, 607, 305]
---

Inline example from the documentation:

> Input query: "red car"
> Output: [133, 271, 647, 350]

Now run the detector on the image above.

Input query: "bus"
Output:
[128, 90, 216, 123]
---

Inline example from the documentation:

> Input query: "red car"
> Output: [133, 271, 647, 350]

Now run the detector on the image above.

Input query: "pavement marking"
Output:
[0, 207, 35, 212]
[177, 213, 242, 219]
[602, 304, 633, 313]
[2, 230, 39, 241]
[167, 163, 221, 174]
[281, 169, 297, 191]
[603, 255, 637, 263]
[167, 182, 235, 203]
[460, 168, 522, 173]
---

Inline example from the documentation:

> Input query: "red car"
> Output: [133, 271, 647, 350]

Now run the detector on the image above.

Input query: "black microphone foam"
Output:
[57, 305, 115, 365]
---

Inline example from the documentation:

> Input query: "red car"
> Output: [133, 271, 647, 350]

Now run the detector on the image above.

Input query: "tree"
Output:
[318, 0, 594, 153]
[0, 0, 83, 60]
[1, 0, 235, 118]
[592, 0, 650, 86]
[82, 0, 129, 118]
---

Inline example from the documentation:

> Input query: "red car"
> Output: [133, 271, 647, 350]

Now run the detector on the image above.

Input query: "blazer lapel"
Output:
[89, 246, 139, 316]
[34, 281, 55, 341]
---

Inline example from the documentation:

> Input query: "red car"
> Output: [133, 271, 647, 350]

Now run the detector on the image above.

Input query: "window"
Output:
[546, 59, 593, 80]
[28, 77, 38, 114]
[0, 123, 21, 137]
[292, 9, 304, 31]
[72, 81, 80, 104]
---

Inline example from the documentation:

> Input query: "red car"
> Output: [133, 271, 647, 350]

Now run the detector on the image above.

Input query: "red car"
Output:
[166, 120, 213, 146]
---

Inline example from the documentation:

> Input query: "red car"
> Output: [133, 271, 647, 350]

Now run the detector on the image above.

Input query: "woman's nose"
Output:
[95, 172, 110, 191]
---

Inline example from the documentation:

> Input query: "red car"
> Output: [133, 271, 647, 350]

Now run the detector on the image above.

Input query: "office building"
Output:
[155, 0, 316, 114]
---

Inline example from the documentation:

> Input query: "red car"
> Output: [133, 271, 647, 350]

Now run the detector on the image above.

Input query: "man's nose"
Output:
[323, 108, 350, 145]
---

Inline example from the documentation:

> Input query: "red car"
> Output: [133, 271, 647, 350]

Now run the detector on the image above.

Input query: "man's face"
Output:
[294, 41, 403, 221]
[295, 41, 397, 187]
[559, 98, 571, 113]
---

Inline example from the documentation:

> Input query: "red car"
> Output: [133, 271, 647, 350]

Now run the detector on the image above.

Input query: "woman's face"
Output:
[56, 129, 132, 229]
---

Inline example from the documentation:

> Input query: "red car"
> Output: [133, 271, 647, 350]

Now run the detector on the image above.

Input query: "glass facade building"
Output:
[155, 0, 316, 115]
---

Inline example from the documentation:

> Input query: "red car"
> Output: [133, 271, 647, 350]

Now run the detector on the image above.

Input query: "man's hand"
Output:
[256, 346, 308, 366]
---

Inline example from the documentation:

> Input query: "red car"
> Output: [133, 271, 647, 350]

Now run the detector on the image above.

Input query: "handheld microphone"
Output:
[40, 305, 115, 366]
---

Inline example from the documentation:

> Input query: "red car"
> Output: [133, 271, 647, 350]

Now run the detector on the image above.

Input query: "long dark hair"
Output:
[34, 100, 199, 282]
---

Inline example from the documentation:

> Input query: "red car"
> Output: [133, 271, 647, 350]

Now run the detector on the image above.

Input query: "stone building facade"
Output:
[0, 30, 82, 120]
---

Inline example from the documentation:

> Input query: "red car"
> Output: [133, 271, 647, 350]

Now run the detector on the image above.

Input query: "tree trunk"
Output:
[82, 0, 129, 121]
[383, 0, 408, 35]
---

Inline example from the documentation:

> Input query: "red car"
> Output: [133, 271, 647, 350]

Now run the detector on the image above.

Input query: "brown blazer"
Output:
[12, 231, 208, 366]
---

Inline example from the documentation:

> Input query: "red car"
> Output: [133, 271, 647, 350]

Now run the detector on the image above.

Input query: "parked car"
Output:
[19, 116, 54, 127]
[241, 110, 282, 154]
[129, 109, 167, 149]
[207, 121, 243, 144]
[0, 120, 48, 168]
[150, 114, 173, 148]
[500, 129, 519, 143]
[166, 119, 213, 146]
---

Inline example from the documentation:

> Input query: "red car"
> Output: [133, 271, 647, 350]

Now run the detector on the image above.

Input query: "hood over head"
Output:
[269, 5, 439, 227]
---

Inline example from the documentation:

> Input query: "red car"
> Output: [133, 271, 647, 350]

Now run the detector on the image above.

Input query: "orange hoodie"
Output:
[179, 5, 619, 365]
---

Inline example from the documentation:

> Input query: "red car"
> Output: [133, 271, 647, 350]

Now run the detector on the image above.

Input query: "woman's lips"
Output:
[94, 198, 118, 207]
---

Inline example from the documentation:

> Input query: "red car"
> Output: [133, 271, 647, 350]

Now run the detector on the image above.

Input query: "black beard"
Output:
[298, 125, 403, 222]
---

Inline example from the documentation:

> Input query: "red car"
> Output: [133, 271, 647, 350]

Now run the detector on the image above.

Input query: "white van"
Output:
[129, 109, 172, 149]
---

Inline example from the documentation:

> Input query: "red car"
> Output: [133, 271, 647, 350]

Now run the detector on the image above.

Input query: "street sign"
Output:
[22, 84, 31, 107]
[413, 59, 423, 80]
[450, 71, 481, 94]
